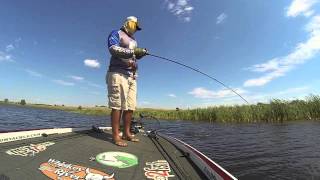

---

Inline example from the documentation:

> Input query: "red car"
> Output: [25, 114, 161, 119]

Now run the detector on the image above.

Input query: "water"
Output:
[1, 105, 320, 179]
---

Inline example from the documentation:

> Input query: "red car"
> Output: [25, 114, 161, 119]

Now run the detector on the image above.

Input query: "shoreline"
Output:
[1, 95, 320, 123]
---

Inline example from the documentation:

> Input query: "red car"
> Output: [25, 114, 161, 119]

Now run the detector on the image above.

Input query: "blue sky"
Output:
[1, 0, 320, 108]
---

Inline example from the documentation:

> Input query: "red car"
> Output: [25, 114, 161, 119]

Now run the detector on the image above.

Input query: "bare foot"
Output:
[113, 138, 127, 147]
[122, 135, 139, 142]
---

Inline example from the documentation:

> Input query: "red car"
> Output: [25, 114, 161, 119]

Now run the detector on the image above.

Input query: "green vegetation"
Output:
[1, 95, 320, 122]
[135, 95, 320, 122]
[20, 99, 26, 105]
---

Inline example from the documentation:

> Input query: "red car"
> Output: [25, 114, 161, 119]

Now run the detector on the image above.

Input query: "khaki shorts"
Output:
[107, 72, 137, 110]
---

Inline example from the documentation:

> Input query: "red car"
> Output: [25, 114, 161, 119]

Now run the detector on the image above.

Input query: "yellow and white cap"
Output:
[126, 16, 142, 31]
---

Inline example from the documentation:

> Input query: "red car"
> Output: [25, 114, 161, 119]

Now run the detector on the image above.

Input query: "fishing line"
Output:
[147, 53, 250, 104]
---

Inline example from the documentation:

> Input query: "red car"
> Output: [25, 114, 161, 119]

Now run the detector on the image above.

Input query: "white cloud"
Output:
[87, 82, 104, 89]
[244, 15, 320, 87]
[89, 91, 101, 95]
[286, 0, 319, 17]
[84, 59, 100, 68]
[80, 86, 89, 90]
[216, 13, 228, 24]
[247, 58, 280, 72]
[245, 86, 311, 103]
[75, 50, 85, 55]
[184, 17, 191, 22]
[168, 2, 175, 10]
[14, 38, 22, 43]
[52, 79, 75, 86]
[164, 0, 194, 22]
[25, 69, 43, 78]
[185, 6, 194, 11]
[69, 75, 84, 81]
[168, 93, 177, 98]
[0, 51, 13, 62]
[0, 38, 22, 62]
[277, 86, 310, 95]
[306, 15, 320, 33]
[189, 87, 247, 99]
[197, 86, 311, 106]
[5, 44, 14, 52]
[140, 101, 151, 105]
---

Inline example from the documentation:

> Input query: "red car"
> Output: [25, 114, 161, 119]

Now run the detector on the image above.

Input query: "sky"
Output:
[0, 0, 320, 108]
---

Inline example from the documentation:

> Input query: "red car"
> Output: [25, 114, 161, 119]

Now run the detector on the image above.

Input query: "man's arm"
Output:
[107, 30, 134, 59]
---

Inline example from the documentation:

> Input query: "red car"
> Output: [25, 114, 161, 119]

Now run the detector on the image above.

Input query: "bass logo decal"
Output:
[96, 152, 138, 168]
[39, 158, 115, 180]
[6, 141, 55, 156]
[144, 160, 175, 180]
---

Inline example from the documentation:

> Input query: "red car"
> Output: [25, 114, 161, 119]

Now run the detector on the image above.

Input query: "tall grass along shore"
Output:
[1, 95, 320, 123]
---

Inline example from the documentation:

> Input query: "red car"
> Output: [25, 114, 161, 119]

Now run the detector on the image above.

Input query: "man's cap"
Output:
[126, 16, 142, 31]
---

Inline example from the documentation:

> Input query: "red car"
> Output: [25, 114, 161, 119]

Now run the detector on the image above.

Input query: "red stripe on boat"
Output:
[173, 137, 235, 180]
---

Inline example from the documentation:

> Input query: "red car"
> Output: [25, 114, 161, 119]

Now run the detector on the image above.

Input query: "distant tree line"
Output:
[1, 98, 26, 105]
[20, 99, 26, 105]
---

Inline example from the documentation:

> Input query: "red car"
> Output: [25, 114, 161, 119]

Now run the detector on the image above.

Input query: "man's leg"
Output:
[123, 110, 139, 142]
[123, 110, 133, 137]
[111, 109, 127, 146]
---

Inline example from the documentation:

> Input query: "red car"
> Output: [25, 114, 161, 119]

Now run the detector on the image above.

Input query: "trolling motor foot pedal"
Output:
[91, 126, 103, 133]
[147, 130, 159, 140]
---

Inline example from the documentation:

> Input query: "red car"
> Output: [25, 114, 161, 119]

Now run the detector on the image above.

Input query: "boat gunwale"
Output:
[157, 132, 238, 180]
[0, 126, 112, 144]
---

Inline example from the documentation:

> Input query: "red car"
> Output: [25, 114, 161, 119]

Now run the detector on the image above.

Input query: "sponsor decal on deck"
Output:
[6, 141, 55, 156]
[0, 133, 42, 143]
[39, 158, 115, 180]
[144, 160, 175, 180]
[96, 152, 138, 168]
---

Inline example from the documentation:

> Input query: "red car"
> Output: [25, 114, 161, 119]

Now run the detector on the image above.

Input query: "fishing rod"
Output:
[146, 53, 250, 104]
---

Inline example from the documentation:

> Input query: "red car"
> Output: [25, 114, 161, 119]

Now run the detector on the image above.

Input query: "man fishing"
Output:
[106, 16, 148, 147]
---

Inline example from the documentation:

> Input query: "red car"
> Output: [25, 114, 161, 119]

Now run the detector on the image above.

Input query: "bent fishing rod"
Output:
[146, 53, 250, 104]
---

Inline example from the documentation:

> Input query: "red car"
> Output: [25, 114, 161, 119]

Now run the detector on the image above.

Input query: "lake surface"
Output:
[1, 104, 320, 179]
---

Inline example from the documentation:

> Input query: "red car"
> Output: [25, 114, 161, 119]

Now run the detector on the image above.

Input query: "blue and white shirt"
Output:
[107, 29, 138, 77]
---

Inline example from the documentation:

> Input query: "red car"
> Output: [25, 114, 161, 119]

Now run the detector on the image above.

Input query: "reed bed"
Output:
[134, 95, 320, 122]
[2, 95, 320, 122]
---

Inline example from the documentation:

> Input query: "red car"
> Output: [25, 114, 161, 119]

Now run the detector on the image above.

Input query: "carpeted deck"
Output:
[0, 129, 206, 180]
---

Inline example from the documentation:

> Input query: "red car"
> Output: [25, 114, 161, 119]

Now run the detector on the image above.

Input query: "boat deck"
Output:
[0, 128, 206, 180]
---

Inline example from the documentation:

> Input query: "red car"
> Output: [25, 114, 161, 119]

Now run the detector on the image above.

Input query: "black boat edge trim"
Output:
[157, 132, 238, 180]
